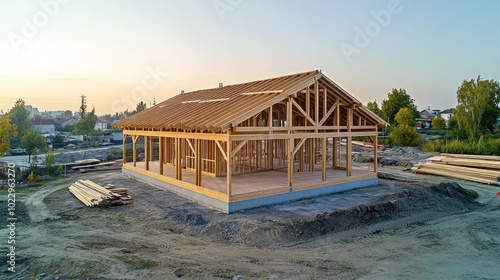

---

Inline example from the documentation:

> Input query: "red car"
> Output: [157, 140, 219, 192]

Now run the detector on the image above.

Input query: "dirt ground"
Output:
[2, 147, 500, 279]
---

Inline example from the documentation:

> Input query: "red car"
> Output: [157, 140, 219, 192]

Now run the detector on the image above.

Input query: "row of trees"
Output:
[0, 98, 151, 160]
[366, 76, 500, 146]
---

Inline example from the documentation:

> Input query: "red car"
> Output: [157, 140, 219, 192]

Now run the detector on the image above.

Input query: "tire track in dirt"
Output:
[24, 182, 68, 222]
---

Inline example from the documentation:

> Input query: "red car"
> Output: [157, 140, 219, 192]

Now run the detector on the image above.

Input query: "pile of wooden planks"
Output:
[412, 154, 500, 185]
[68, 179, 133, 207]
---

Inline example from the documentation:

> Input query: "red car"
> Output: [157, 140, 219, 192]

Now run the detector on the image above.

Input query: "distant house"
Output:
[417, 108, 436, 129]
[31, 119, 57, 134]
[61, 119, 77, 127]
[42, 110, 66, 118]
[25, 105, 40, 118]
[95, 118, 110, 130]
[419, 108, 439, 119]
[440, 108, 454, 122]
[416, 107, 455, 129]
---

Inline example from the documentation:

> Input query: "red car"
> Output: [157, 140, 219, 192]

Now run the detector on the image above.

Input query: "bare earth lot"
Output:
[2, 155, 500, 279]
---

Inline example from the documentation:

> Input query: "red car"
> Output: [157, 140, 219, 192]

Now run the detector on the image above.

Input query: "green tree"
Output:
[431, 117, 446, 130]
[454, 76, 500, 140]
[448, 116, 459, 130]
[74, 96, 97, 145]
[8, 99, 31, 147]
[0, 115, 18, 155]
[136, 101, 147, 113]
[389, 108, 420, 146]
[73, 107, 97, 145]
[366, 101, 380, 116]
[44, 149, 57, 174]
[380, 89, 419, 125]
[21, 128, 46, 163]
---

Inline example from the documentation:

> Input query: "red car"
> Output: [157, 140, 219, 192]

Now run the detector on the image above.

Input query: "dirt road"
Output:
[2, 166, 500, 279]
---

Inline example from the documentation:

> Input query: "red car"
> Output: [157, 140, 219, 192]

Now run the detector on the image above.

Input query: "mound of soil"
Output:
[167, 182, 478, 248]
[54, 147, 121, 163]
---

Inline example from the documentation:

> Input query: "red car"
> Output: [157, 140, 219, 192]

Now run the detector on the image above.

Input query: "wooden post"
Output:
[145, 136, 149, 171]
[288, 138, 294, 188]
[315, 80, 319, 131]
[374, 133, 378, 173]
[306, 86, 310, 125]
[159, 136, 164, 175]
[165, 137, 171, 164]
[257, 140, 262, 170]
[268, 105, 273, 130]
[323, 88, 327, 117]
[195, 139, 202, 186]
[214, 141, 220, 176]
[268, 140, 273, 170]
[322, 137, 326, 181]
[149, 136, 153, 161]
[132, 135, 138, 167]
[336, 102, 340, 132]
[309, 138, 315, 172]
[122, 133, 127, 164]
[226, 137, 232, 199]
[175, 138, 182, 180]
[332, 137, 337, 168]
[298, 142, 304, 172]
[346, 107, 353, 177]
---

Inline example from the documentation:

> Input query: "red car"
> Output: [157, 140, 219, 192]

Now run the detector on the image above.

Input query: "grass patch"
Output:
[43, 195, 56, 204]
[111, 213, 130, 225]
[468, 190, 479, 200]
[113, 255, 158, 269]
[28, 266, 39, 277]
[162, 226, 184, 234]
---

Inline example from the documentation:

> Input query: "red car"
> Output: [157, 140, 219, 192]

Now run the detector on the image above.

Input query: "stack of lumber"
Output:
[66, 159, 101, 167]
[73, 161, 122, 173]
[352, 140, 387, 148]
[412, 154, 500, 185]
[71, 161, 116, 170]
[68, 179, 133, 207]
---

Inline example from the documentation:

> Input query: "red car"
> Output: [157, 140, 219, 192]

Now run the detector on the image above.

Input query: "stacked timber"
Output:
[68, 179, 133, 207]
[412, 154, 500, 185]
[65, 159, 100, 167]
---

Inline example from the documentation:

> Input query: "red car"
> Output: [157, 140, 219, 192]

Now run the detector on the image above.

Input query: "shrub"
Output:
[422, 137, 500, 155]
[389, 125, 421, 147]
[27, 171, 42, 182]
[421, 139, 442, 152]
[44, 149, 56, 174]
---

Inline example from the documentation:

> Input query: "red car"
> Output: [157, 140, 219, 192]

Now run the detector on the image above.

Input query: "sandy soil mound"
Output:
[54, 146, 121, 163]
[166, 182, 478, 248]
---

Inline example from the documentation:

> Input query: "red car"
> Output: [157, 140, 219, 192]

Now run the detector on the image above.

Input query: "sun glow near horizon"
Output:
[1, 0, 499, 115]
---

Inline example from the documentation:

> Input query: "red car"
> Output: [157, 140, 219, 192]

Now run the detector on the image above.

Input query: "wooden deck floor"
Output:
[126, 160, 374, 197]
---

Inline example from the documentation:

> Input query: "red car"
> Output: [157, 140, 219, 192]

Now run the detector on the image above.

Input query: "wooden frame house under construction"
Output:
[113, 70, 388, 213]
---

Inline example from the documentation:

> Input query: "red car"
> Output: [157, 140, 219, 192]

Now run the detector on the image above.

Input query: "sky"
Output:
[1, 0, 499, 116]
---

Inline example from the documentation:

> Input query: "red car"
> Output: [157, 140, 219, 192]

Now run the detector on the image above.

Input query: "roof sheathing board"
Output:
[113, 70, 388, 130]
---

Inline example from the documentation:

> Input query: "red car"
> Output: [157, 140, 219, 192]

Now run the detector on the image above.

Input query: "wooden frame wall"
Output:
[121, 80, 380, 202]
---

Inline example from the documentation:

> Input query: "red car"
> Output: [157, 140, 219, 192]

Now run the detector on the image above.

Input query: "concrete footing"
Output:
[123, 168, 378, 213]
